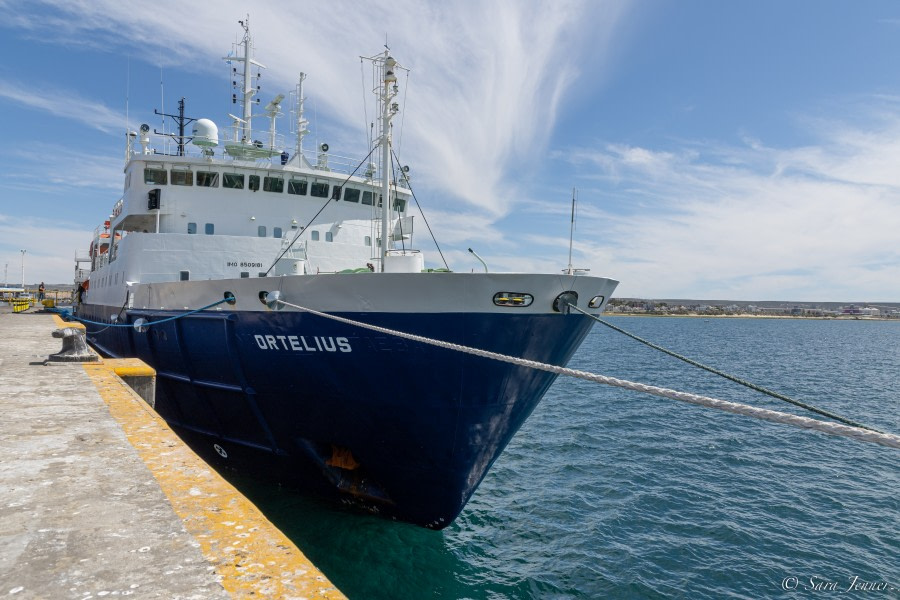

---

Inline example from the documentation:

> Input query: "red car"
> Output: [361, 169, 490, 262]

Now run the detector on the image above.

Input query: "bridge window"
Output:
[196, 171, 219, 187]
[187, 222, 197, 234]
[331, 185, 342, 200]
[311, 231, 320, 241]
[325, 231, 333, 242]
[144, 168, 167, 185]
[310, 182, 329, 198]
[344, 188, 360, 203]
[393, 198, 407, 212]
[180, 271, 190, 281]
[273, 227, 282, 238]
[224, 173, 244, 189]
[361, 191, 374, 205]
[240, 272, 249, 278]
[205, 223, 214, 235]
[365, 236, 371, 246]
[171, 170, 193, 186]
[264, 176, 284, 193]
[257, 226, 267, 237]
[288, 179, 308, 195]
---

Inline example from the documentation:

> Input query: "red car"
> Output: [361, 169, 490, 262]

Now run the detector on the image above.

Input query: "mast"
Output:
[225, 17, 266, 144]
[378, 52, 400, 271]
[295, 73, 308, 159]
[566, 188, 576, 275]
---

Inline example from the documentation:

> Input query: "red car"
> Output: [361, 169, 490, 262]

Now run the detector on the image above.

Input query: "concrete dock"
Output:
[0, 308, 345, 599]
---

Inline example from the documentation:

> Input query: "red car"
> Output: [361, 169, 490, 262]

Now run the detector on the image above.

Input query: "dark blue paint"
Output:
[79, 303, 594, 527]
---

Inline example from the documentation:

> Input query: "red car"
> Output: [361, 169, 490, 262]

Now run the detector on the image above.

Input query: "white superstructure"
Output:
[85, 18, 421, 306]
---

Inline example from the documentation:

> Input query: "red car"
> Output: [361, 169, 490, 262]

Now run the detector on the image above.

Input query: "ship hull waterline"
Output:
[76, 273, 616, 528]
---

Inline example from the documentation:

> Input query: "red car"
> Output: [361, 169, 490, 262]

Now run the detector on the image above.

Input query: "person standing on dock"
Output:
[38, 282, 45, 301]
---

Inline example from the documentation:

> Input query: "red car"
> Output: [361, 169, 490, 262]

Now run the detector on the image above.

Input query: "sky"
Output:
[1, 0, 899, 301]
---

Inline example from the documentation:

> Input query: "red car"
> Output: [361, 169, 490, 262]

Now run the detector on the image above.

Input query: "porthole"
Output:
[588, 295, 605, 309]
[493, 292, 534, 307]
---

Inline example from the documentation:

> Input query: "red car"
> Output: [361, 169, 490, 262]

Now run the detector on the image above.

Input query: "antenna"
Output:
[154, 98, 197, 156]
[265, 93, 285, 151]
[125, 54, 130, 133]
[566, 188, 576, 275]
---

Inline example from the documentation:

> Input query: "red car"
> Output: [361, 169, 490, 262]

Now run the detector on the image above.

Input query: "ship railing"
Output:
[128, 136, 391, 181]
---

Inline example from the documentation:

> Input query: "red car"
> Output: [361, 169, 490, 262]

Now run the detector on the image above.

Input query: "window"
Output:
[205, 223, 214, 235]
[258, 226, 267, 237]
[125, 173, 132, 189]
[187, 222, 197, 234]
[325, 231, 333, 242]
[311, 231, 320, 241]
[248, 175, 260, 191]
[344, 188, 360, 203]
[144, 168, 167, 185]
[364, 236, 371, 246]
[224, 173, 244, 189]
[361, 191, 374, 206]
[240, 272, 250, 278]
[263, 176, 284, 193]
[377, 194, 383, 207]
[393, 198, 407, 212]
[310, 182, 329, 198]
[258, 272, 267, 278]
[331, 185, 342, 200]
[273, 227, 282, 238]
[180, 271, 190, 281]
[196, 171, 219, 187]
[493, 292, 534, 307]
[171, 170, 193, 186]
[288, 179, 308, 195]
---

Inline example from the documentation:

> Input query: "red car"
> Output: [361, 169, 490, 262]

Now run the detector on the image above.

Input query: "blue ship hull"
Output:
[80, 303, 594, 528]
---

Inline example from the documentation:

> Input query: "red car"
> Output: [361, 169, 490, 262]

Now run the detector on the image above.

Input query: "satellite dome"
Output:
[192, 119, 219, 147]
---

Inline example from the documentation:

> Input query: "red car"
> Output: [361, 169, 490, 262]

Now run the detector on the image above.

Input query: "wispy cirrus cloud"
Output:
[2, 0, 631, 217]
[0, 79, 127, 134]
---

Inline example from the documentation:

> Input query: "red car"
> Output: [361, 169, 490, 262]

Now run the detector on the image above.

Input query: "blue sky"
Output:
[1, 0, 899, 301]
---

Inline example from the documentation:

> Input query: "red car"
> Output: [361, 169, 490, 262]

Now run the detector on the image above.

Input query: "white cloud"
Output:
[564, 107, 900, 300]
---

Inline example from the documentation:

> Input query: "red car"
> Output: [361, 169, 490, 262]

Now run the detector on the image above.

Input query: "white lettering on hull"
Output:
[254, 334, 351, 353]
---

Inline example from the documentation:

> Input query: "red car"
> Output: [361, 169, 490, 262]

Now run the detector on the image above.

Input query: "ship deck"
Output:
[0, 306, 344, 598]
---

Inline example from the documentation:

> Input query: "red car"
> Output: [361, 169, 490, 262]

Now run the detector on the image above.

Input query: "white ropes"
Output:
[273, 299, 900, 450]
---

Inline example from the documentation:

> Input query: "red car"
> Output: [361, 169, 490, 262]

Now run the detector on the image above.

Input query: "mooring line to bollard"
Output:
[270, 296, 900, 450]
[69, 296, 234, 329]
[567, 304, 882, 433]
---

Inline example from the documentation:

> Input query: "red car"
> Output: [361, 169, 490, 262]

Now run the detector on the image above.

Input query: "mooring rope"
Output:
[272, 297, 900, 450]
[567, 305, 881, 433]
[70, 297, 233, 329]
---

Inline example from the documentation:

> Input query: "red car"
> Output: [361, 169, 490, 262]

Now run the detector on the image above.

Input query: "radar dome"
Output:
[192, 119, 219, 147]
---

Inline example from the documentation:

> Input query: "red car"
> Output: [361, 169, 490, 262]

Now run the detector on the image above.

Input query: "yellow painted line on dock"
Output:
[71, 339, 344, 598]
[51, 313, 84, 330]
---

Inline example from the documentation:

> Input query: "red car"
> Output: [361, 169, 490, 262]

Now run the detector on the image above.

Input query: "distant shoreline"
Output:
[603, 313, 896, 321]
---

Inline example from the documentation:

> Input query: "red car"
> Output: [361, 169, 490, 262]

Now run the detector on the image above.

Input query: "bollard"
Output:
[49, 327, 99, 362]
[106, 360, 157, 408]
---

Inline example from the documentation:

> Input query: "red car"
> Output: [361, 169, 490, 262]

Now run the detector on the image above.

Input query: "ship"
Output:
[73, 19, 619, 529]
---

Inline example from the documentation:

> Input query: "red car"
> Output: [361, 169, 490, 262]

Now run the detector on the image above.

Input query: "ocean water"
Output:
[226, 317, 900, 599]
